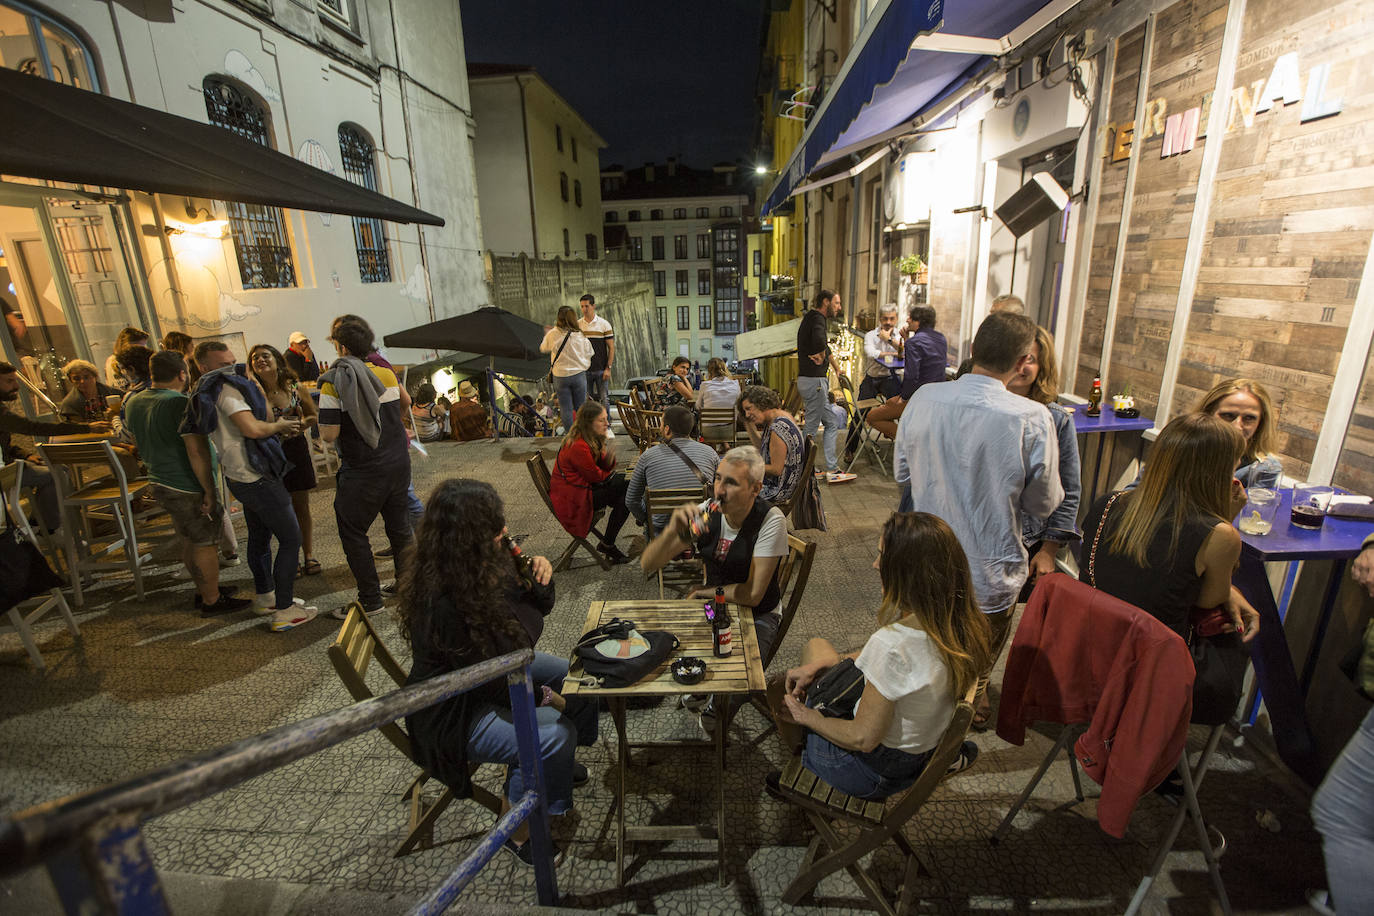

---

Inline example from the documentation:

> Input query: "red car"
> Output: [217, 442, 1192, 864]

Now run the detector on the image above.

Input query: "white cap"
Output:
[288, 331, 308, 345]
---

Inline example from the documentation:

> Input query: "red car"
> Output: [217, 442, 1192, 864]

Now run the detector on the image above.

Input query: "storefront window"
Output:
[0, 3, 98, 90]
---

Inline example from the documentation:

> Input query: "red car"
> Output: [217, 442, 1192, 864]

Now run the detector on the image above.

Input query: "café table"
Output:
[1070, 408, 1154, 508]
[562, 598, 766, 886]
[1232, 488, 1374, 784]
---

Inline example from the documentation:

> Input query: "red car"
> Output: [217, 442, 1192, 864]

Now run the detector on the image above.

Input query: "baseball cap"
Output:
[289, 331, 309, 345]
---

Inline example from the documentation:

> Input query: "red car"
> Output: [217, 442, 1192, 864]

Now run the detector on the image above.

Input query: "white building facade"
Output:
[0, 0, 482, 410]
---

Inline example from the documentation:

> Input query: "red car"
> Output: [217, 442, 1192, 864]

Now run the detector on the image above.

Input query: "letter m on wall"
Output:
[1161, 107, 1201, 158]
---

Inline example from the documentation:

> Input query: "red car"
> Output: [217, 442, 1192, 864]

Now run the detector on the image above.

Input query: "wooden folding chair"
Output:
[645, 485, 709, 598]
[328, 603, 503, 857]
[698, 407, 738, 453]
[782, 377, 803, 417]
[771, 436, 818, 519]
[308, 424, 340, 477]
[525, 453, 612, 572]
[636, 408, 664, 450]
[775, 685, 977, 915]
[614, 400, 648, 451]
[0, 463, 80, 670]
[38, 440, 159, 607]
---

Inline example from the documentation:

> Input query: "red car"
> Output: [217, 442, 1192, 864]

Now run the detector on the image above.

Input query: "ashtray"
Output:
[1113, 407, 1141, 418]
[671, 656, 706, 685]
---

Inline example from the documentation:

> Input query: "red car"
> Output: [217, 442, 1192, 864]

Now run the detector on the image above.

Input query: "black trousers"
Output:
[592, 473, 631, 544]
[335, 462, 412, 609]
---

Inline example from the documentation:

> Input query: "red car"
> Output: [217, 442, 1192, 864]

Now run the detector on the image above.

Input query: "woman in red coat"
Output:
[549, 401, 631, 564]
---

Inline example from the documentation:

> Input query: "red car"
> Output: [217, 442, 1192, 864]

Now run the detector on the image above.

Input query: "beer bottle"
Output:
[1086, 376, 1103, 417]
[712, 586, 733, 657]
[503, 535, 536, 589]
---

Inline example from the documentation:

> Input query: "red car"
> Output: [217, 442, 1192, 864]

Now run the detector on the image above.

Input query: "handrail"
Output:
[486, 367, 553, 440]
[0, 647, 558, 913]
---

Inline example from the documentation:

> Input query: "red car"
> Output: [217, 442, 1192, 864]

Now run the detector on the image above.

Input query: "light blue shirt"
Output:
[894, 373, 1063, 615]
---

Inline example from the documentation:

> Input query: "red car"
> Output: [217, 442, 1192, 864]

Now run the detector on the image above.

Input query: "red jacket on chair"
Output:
[549, 438, 615, 538]
[996, 573, 1195, 838]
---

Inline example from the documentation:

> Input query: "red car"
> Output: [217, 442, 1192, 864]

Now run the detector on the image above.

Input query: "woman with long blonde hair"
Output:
[769, 512, 993, 800]
[1194, 377, 1281, 488]
[1080, 412, 1259, 641]
[548, 401, 631, 563]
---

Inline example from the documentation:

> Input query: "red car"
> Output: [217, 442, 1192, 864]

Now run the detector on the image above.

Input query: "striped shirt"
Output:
[579, 315, 614, 373]
[625, 438, 719, 525]
[319, 361, 409, 471]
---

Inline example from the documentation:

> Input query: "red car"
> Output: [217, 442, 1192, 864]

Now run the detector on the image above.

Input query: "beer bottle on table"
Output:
[1086, 376, 1103, 417]
[712, 586, 733, 657]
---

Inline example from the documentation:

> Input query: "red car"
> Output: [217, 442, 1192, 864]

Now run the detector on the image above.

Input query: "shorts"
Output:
[152, 484, 223, 546]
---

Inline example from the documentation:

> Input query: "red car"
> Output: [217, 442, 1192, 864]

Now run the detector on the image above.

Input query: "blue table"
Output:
[1232, 488, 1374, 783]
[1070, 409, 1155, 507]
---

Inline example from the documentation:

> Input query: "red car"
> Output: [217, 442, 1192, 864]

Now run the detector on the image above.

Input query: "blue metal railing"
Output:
[486, 368, 554, 440]
[0, 649, 557, 914]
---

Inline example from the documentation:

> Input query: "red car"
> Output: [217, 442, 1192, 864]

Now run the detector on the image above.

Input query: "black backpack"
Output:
[574, 618, 679, 688]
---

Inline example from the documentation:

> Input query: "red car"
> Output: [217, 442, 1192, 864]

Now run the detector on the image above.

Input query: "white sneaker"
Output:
[255, 594, 303, 617]
[271, 604, 318, 632]
[219, 553, 241, 567]
[826, 471, 857, 484]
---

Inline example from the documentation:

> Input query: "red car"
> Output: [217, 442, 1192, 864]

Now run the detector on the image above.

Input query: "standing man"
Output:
[796, 289, 846, 480]
[283, 331, 321, 382]
[184, 342, 313, 631]
[319, 320, 412, 618]
[124, 351, 251, 616]
[578, 294, 615, 412]
[893, 312, 1062, 723]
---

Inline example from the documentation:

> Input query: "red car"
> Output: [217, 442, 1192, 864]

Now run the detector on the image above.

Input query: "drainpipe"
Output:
[518, 77, 540, 257]
[846, 162, 862, 326]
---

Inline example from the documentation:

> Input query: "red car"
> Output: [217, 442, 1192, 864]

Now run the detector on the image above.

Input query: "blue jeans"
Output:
[586, 369, 609, 410]
[227, 475, 300, 610]
[405, 482, 424, 527]
[466, 651, 599, 815]
[797, 375, 840, 472]
[803, 730, 931, 800]
[1312, 707, 1374, 915]
[555, 373, 588, 430]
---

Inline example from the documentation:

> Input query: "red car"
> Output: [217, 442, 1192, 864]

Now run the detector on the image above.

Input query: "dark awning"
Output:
[382, 307, 547, 360]
[0, 67, 444, 226]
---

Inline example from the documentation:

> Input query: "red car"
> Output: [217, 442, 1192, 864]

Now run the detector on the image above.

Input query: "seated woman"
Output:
[740, 384, 803, 505]
[655, 356, 695, 408]
[1080, 413, 1260, 643]
[549, 401, 632, 563]
[770, 512, 992, 800]
[59, 359, 121, 422]
[698, 357, 741, 409]
[401, 478, 597, 866]
[410, 382, 448, 442]
[1194, 377, 1282, 489]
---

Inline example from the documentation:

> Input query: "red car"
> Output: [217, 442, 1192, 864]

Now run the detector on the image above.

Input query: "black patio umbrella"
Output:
[382, 306, 546, 360]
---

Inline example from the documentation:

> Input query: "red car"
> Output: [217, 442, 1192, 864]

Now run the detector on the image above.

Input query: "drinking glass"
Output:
[1237, 487, 1278, 535]
[1291, 485, 1332, 530]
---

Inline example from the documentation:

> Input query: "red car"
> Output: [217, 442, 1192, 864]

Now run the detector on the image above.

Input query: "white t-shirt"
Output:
[698, 376, 742, 409]
[700, 500, 787, 564]
[540, 327, 593, 377]
[211, 385, 261, 484]
[853, 622, 956, 754]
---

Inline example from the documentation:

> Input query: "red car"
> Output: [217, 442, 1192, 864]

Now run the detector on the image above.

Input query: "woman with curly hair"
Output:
[740, 384, 804, 503]
[248, 343, 321, 576]
[549, 401, 631, 563]
[770, 512, 992, 799]
[401, 479, 597, 866]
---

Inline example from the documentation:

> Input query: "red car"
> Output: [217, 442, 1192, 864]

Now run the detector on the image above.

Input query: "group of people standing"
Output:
[540, 293, 615, 432]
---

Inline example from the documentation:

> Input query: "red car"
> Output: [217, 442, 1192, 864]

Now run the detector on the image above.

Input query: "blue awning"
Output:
[763, 0, 1057, 216]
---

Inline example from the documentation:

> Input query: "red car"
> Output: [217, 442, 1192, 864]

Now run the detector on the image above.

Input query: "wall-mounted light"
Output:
[164, 217, 229, 239]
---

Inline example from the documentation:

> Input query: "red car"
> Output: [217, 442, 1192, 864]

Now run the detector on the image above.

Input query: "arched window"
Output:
[0, 2, 98, 90]
[203, 77, 297, 289]
[338, 124, 391, 283]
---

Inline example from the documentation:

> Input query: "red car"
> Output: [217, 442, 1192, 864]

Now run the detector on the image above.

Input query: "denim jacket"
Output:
[1023, 402, 1082, 546]
[179, 365, 292, 480]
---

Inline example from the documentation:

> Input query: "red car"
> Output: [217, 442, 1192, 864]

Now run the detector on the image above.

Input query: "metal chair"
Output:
[327, 603, 503, 856]
[0, 462, 80, 669]
[775, 685, 977, 915]
[846, 396, 889, 475]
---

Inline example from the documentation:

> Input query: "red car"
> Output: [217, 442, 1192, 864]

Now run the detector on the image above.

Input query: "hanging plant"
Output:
[896, 254, 926, 276]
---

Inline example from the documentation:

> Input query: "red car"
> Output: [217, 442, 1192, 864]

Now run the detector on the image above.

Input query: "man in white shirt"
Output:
[845, 303, 904, 463]
[894, 311, 1062, 723]
[578, 293, 615, 411]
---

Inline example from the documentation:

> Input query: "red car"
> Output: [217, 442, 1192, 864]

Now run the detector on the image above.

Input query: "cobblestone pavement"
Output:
[0, 435, 1325, 914]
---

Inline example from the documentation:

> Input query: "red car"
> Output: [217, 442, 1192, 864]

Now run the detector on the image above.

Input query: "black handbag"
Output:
[805, 657, 865, 718]
[574, 618, 679, 688]
[1088, 491, 1246, 726]
[0, 522, 63, 612]
[545, 332, 572, 386]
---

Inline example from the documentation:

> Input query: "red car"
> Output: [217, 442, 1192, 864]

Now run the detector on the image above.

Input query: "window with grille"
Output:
[654, 270, 666, 297]
[675, 270, 688, 296]
[677, 306, 690, 330]
[0, 3, 98, 90]
[338, 124, 391, 283]
[586, 234, 598, 260]
[656, 306, 667, 327]
[318, 0, 349, 26]
[715, 296, 741, 333]
[697, 234, 709, 258]
[630, 237, 643, 260]
[204, 78, 296, 289]
[697, 268, 710, 295]
[699, 305, 712, 329]
[674, 235, 687, 259]
[651, 236, 664, 260]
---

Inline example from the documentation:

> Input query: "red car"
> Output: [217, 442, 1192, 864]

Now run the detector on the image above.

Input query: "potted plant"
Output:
[896, 254, 928, 284]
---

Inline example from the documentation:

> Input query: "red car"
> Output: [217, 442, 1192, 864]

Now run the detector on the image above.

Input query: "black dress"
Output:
[1079, 491, 1217, 638]
[404, 574, 553, 799]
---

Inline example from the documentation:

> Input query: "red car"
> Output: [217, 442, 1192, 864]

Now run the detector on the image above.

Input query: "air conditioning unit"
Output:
[884, 152, 933, 227]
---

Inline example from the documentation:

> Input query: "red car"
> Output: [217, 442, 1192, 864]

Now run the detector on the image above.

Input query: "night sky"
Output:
[461, 0, 768, 170]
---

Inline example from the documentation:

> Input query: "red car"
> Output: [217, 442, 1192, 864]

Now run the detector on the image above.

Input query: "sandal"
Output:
[300, 557, 322, 576]
[971, 692, 993, 731]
